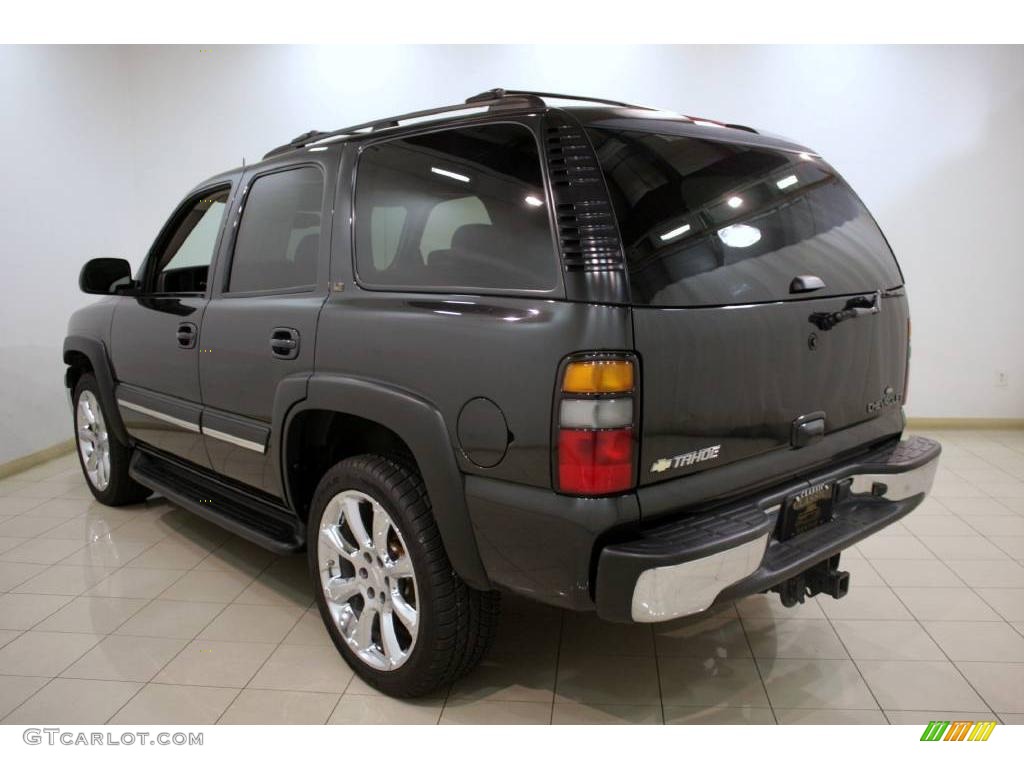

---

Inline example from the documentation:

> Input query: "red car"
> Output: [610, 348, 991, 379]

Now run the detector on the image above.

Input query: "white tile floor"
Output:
[1, 429, 1023, 725]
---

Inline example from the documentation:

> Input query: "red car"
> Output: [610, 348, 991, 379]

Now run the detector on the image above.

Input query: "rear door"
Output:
[586, 122, 909, 487]
[198, 163, 329, 498]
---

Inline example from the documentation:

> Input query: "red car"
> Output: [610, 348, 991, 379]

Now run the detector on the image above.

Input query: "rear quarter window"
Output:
[586, 126, 903, 307]
[354, 123, 559, 293]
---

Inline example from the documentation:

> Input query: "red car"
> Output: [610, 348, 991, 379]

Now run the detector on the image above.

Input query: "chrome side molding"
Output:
[117, 398, 266, 454]
[201, 426, 266, 454]
[117, 399, 200, 433]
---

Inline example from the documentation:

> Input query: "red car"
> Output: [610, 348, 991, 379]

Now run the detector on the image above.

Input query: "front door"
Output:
[198, 164, 329, 497]
[110, 183, 234, 467]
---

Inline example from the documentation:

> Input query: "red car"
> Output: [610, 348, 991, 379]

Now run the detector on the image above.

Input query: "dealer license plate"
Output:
[777, 481, 835, 540]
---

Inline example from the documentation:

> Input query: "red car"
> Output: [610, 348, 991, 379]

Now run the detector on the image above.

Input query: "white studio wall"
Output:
[1, 44, 1022, 465]
[0, 46, 136, 465]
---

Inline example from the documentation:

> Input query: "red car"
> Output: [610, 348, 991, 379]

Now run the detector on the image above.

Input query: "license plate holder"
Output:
[777, 481, 835, 540]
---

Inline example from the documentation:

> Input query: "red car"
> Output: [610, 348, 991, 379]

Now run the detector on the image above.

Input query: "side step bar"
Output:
[129, 449, 304, 554]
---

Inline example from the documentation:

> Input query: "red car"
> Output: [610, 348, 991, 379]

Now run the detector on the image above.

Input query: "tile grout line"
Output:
[21, 519, 185, 659]
[881, 510, 1003, 719]
[817, 598, 895, 724]
[547, 608, 565, 725]
[213, 589, 314, 724]
[829, 493, 977, 722]
[103, 533, 283, 724]
[913, 518, 1022, 624]
[735, 612, 779, 724]
[648, 620, 668, 725]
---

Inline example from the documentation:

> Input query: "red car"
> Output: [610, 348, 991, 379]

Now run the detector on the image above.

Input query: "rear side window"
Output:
[228, 166, 324, 293]
[587, 126, 903, 307]
[355, 123, 558, 292]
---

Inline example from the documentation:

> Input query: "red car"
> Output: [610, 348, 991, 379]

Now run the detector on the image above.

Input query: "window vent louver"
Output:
[544, 117, 624, 274]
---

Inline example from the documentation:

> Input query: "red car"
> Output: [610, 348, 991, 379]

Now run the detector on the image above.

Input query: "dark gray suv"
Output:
[65, 88, 941, 697]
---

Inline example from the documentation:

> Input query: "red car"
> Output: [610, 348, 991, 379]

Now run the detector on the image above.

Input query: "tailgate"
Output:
[585, 120, 909, 489]
[635, 292, 909, 485]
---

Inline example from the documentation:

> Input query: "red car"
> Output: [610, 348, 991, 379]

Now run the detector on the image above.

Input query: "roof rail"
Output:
[263, 89, 547, 159]
[466, 88, 653, 111]
[263, 88, 662, 159]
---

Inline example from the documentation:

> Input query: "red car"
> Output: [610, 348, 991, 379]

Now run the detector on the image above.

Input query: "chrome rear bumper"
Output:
[595, 436, 942, 623]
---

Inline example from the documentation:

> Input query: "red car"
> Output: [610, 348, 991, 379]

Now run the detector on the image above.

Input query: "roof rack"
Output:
[465, 88, 653, 110]
[263, 88, 655, 159]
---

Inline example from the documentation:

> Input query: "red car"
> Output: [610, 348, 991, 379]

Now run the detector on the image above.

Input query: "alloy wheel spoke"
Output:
[342, 496, 372, 548]
[388, 555, 414, 580]
[371, 503, 391, 556]
[353, 604, 377, 650]
[81, 399, 98, 427]
[318, 524, 349, 558]
[391, 591, 418, 634]
[323, 575, 361, 604]
[380, 608, 405, 663]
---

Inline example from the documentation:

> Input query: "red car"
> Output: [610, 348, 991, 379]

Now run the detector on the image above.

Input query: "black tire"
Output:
[455, 587, 501, 679]
[72, 373, 151, 506]
[308, 454, 500, 698]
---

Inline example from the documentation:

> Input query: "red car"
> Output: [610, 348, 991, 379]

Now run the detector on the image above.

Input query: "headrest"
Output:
[450, 223, 502, 255]
[293, 233, 319, 282]
[295, 233, 319, 262]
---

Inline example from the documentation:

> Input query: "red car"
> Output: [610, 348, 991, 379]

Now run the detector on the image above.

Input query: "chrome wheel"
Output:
[317, 489, 419, 671]
[76, 390, 110, 491]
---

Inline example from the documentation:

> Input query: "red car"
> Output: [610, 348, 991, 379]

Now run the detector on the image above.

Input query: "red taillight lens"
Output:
[558, 427, 634, 495]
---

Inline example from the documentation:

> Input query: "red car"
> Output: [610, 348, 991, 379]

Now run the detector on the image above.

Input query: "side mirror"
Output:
[79, 258, 136, 295]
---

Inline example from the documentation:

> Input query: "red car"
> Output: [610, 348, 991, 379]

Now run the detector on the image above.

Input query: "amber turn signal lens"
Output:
[562, 360, 634, 394]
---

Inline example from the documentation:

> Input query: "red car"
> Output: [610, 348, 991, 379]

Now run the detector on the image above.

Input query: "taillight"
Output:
[556, 357, 637, 495]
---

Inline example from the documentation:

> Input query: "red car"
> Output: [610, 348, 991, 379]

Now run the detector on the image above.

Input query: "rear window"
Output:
[587, 126, 903, 307]
[354, 123, 558, 292]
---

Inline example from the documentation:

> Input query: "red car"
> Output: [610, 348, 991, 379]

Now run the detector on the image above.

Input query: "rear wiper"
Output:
[809, 291, 881, 331]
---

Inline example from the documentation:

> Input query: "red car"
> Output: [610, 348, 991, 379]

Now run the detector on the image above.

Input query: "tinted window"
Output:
[228, 166, 323, 293]
[355, 123, 558, 292]
[370, 206, 407, 270]
[151, 188, 229, 294]
[587, 126, 903, 307]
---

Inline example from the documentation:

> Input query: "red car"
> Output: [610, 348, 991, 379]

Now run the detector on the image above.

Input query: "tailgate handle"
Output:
[792, 411, 826, 448]
[790, 274, 826, 293]
[809, 291, 881, 331]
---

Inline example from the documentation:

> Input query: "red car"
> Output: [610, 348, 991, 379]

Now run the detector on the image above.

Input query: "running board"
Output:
[129, 449, 304, 554]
